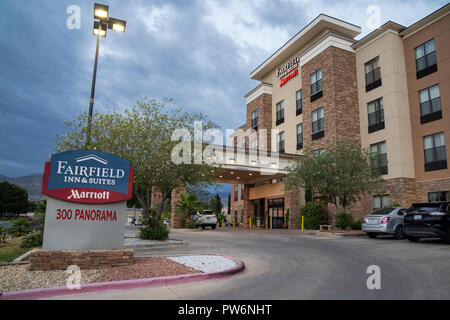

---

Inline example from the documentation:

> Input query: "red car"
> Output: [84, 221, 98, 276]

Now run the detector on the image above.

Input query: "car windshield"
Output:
[202, 210, 214, 215]
[369, 208, 394, 215]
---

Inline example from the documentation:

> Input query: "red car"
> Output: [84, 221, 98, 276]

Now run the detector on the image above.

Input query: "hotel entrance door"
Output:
[268, 198, 284, 229]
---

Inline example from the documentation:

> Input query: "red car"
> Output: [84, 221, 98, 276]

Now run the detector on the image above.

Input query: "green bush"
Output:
[139, 223, 169, 241]
[21, 230, 43, 248]
[335, 213, 354, 230]
[300, 202, 327, 230]
[8, 218, 32, 237]
[351, 220, 362, 230]
[186, 220, 197, 229]
[0, 226, 7, 243]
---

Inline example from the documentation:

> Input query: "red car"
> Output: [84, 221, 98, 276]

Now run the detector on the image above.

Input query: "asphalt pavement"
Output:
[53, 228, 450, 300]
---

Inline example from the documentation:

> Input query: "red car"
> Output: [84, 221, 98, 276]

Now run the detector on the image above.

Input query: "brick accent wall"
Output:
[301, 46, 360, 151]
[28, 249, 134, 271]
[170, 186, 186, 228]
[286, 188, 302, 229]
[246, 93, 273, 151]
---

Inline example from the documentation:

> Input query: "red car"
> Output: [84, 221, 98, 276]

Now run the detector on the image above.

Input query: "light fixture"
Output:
[93, 21, 107, 37]
[237, 177, 240, 180]
[108, 17, 127, 33]
[94, 3, 109, 21]
[230, 172, 234, 175]
[250, 160, 257, 166]
[219, 175, 223, 178]
[270, 162, 277, 169]
[229, 157, 236, 164]
[249, 173, 253, 176]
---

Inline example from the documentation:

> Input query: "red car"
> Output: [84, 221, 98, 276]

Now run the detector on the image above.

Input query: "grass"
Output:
[0, 236, 38, 262]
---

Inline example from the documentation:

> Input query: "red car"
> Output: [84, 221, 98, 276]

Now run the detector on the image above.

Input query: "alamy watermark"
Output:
[366, 5, 381, 31]
[66, 265, 82, 290]
[366, 265, 381, 290]
[66, 5, 81, 30]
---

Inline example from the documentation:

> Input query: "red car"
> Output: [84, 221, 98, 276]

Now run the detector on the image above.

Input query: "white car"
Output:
[192, 210, 217, 229]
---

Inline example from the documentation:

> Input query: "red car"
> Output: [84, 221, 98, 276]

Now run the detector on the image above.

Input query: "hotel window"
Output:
[365, 56, 381, 92]
[428, 191, 450, 202]
[415, 39, 437, 79]
[242, 136, 248, 149]
[296, 90, 302, 115]
[310, 69, 323, 102]
[419, 84, 441, 124]
[367, 97, 385, 133]
[251, 110, 258, 130]
[250, 138, 258, 150]
[371, 141, 388, 175]
[276, 100, 285, 125]
[311, 107, 324, 141]
[241, 184, 244, 200]
[423, 132, 447, 172]
[234, 185, 238, 202]
[278, 131, 285, 153]
[297, 123, 303, 150]
[373, 195, 390, 210]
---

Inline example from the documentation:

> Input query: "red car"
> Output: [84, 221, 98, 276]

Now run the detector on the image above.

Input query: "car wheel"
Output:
[211, 225, 216, 230]
[393, 225, 404, 240]
[368, 233, 377, 239]
[407, 236, 420, 242]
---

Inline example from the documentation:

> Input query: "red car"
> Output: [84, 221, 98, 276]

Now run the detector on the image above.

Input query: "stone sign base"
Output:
[28, 249, 134, 271]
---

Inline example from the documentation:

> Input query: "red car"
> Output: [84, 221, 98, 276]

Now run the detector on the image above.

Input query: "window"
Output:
[367, 97, 385, 133]
[276, 100, 285, 125]
[428, 191, 450, 202]
[419, 84, 441, 124]
[312, 107, 324, 140]
[234, 185, 238, 202]
[371, 141, 388, 175]
[296, 123, 303, 150]
[310, 69, 323, 102]
[241, 136, 247, 149]
[423, 132, 447, 171]
[251, 110, 258, 130]
[278, 131, 285, 153]
[365, 56, 381, 92]
[250, 139, 258, 150]
[415, 39, 437, 79]
[296, 90, 302, 115]
[373, 195, 390, 210]
[241, 184, 244, 201]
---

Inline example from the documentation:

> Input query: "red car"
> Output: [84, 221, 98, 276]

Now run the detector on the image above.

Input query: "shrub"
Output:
[8, 218, 32, 237]
[21, 230, 43, 248]
[335, 213, 354, 230]
[139, 223, 169, 241]
[352, 220, 362, 230]
[0, 226, 7, 243]
[186, 220, 197, 229]
[392, 202, 402, 208]
[300, 202, 327, 230]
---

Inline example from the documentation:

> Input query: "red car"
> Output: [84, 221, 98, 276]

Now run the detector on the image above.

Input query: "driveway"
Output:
[54, 229, 450, 300]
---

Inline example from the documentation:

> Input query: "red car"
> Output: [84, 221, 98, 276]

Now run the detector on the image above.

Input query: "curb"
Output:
[125, 239, 186, 248]
[0, 254, 245, 300]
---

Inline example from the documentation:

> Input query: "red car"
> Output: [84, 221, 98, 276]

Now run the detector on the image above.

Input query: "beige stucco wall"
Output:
[355, 31, 415, 179]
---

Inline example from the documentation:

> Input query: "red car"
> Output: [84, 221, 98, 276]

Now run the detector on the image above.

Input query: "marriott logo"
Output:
[68, 190, 111, 200]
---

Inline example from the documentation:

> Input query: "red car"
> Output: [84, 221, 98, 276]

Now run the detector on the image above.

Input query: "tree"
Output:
[8, 218, 32, 237]
[286, 141, 385, 214]
[210, 194, 223, 215]
[176, 193, 202, 222]
[0, 181, 29, 217]
[56, 98, 219, 231]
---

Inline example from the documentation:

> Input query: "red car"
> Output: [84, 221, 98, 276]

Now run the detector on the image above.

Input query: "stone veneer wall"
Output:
[28, 249, 134, 271]
[170, 186, 186, 229]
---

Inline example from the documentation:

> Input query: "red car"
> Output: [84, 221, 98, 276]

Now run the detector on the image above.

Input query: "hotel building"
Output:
[227, 4, 450, 228]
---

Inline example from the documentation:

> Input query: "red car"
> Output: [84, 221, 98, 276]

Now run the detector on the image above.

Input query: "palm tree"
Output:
[176, 194, 202, 222]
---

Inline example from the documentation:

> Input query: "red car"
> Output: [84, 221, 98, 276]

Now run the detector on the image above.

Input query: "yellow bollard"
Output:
[270, 216, 273, 230]
[222, 219, 224, 228]
[249, 217, 252, 229]
[302, 216, 304, 230]
[233, 218, 235, 229]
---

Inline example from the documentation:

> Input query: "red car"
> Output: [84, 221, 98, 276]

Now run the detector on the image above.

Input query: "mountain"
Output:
[0, 174, 44, 202]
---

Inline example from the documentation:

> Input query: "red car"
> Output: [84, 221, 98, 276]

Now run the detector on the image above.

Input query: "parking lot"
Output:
[57, 228, 450, 300]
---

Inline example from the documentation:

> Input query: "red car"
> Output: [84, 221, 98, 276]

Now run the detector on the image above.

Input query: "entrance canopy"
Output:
[207, 145, 301, 184]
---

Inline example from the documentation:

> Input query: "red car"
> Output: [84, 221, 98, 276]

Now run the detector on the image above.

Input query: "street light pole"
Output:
[85, 3, 126, 149]
[86, 24, 102, 149]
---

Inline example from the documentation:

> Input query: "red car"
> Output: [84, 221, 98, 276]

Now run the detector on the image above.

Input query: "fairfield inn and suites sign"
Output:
[277, 55, 300, 87]
[42, 150, 133, 250]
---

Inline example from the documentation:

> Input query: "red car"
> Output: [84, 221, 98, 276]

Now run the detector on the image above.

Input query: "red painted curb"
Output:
[0, 254, 245, 300]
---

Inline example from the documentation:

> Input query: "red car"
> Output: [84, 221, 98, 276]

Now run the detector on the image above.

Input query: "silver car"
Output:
[362, 207, 408, 240]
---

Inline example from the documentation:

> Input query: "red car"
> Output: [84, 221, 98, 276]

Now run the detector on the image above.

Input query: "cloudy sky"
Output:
[0, 0, 447, 178]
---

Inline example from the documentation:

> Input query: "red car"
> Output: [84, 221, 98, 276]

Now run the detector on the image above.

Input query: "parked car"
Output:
[404, 202, 450, 243]
[362, 207, 408, 240]
[192, 210, 217, 229]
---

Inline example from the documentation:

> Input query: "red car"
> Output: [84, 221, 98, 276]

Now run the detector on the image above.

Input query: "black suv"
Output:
[404, 202, 450, 243]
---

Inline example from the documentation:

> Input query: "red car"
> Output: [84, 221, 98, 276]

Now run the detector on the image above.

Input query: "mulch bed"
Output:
[0, 257, 200, 293]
